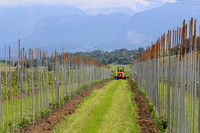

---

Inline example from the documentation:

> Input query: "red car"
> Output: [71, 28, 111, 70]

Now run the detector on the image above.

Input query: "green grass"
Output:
[109, 65, 130, 76]
[0, 77, 97, 132]
[185, 90, 199, 132]
[1, 85, 55, 131]
[0, 61, 9, 71]
[141, 81, 199, 132]
[52, 80, 139, 133]
[166, 84, 199, 132]
[0, 62, 6, 67]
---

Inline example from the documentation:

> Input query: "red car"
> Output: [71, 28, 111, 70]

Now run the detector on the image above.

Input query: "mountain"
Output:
[125, 2, 200, 47]
[20, 13, 132, 53]
[0, 6, 86, 44]
[82, 7, 136, 16]
[2, 2, 200, 57]
[0, 6, 135, 57]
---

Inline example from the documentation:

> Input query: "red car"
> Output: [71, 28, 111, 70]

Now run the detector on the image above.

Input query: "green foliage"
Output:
[138, 47, 145, 53]
[40, 109, 50, 119]
[72, 48, 144, 65]
[48, 63, 52, 71]
[52, 102, 62, 110]
[64, 95, 70, 102]
[18, 118, 31, 129]
[129, 79, 167, 133]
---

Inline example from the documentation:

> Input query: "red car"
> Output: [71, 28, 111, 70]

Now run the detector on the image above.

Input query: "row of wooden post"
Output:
[130, 18, 200, 133]
[0, 41, 111, 132]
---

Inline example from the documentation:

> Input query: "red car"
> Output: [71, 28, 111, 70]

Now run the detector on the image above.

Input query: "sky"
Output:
[0, 0, 177, 12]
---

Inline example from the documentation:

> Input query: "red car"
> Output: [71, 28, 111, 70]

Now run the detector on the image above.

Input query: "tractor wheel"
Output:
[124, 76, 127, 79]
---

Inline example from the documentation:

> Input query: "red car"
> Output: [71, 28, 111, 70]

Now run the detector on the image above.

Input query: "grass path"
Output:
[52, 80, 139, 133]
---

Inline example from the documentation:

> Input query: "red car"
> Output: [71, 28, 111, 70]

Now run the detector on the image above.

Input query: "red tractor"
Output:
[117, 67, 127, 79]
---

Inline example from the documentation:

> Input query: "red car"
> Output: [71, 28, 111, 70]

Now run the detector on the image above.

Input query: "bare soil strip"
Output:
[128, 80, 158, 133]
[0, 67, 16, 70]
[24, 80, 110, 133]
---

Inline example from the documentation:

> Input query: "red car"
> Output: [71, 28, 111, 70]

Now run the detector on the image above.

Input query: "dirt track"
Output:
[128, 80, 158, 133]
[24, 80, 110, 133]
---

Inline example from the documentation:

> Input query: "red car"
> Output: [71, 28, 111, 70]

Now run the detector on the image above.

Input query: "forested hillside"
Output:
[72, 47, 145, 65]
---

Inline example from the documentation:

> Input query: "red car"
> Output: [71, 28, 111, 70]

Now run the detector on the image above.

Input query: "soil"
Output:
[128, 80, 158, 133]
[3, 88, 38, 102]
[0, 67, 16, 70]
[23, 80, 110, 133]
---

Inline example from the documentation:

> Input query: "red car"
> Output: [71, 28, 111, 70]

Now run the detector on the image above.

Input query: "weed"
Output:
[130, 79, 167, 133]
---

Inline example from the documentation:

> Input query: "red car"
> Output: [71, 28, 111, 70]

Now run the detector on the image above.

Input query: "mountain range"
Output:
[0, 1, 200, 57]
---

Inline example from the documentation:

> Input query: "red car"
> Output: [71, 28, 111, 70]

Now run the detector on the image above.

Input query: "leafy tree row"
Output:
[72, 47, 145, 65]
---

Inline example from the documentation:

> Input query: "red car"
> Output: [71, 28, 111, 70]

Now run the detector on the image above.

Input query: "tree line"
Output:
[72, 47, 145, 65]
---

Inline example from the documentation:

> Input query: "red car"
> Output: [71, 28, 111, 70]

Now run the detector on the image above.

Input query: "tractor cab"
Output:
[117, 67, 127, 79]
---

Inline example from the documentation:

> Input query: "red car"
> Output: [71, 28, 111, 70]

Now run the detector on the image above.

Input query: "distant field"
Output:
[0, 62, 5, 67]
[0, 67, 16, 71]
[109, 65, 130, 76]
[0, 62, 16, 71]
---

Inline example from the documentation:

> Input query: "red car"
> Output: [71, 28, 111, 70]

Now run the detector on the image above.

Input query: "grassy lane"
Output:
[52, 80, 139, 133]
[98, 80, 139, 133]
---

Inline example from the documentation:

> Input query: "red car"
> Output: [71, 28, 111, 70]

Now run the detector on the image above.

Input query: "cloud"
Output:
[0, 0, 156, 8]
[0, 0, 175, 12]
[125, 29, 146, 45]
[162, 0, 177, 3]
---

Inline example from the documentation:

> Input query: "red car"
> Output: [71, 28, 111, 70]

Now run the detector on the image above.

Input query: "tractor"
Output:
[117, 67, 127, 79]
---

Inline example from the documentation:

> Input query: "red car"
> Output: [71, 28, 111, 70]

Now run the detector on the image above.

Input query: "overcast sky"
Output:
[0, 0, 177, 11]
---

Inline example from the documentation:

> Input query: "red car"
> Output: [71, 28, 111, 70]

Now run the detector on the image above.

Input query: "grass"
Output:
[1, 85, 55, 131]
[52, 80, 139, 133]
[109, 65, 130, 76]
[0, 76, 100, 132]
[165, 84, 199, 132]
[0, 62, 6, 67]
[0, 68, 85, 101]
[140, 81, 199, 132]
[185, 90, 199, 132]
